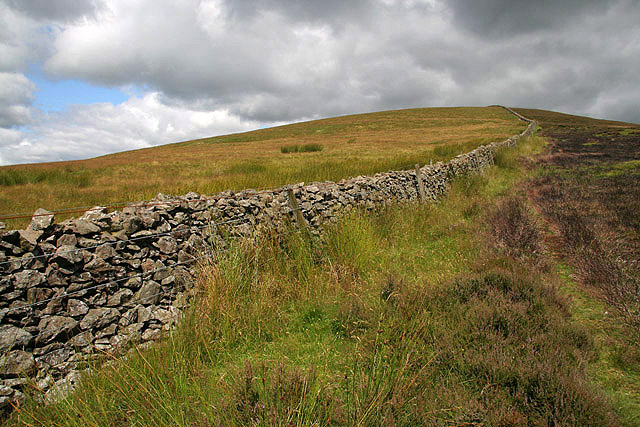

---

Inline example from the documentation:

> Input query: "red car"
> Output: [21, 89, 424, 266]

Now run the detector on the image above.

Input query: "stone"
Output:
[123, 216, 144, 235]
[18, 229, 41, 251]
[178, 249, 195, 264]
[135, 280, 162, 305]
[136, 306, 152, 323]
[79, 308, 119, 330]
[36, 347, 73, 369]
[56, 234, 77, 247]
[0, 350, 36, 377]
[106, 289, 133, 307]
[13, 270, 45, 289]
[37, 316, 78, 345]
[26, 287, 54, 304]
[95, 323, 117, 339]
[29, 208, 54, 231]
[141, 328, 162, 341]
[73, 220, 101, 235]
[52, 245, 83, 266]
[45, 371, 81, 403]
[77, 237, 99, 248]
[151, 307, 177, 325]
[155, 236, 177, 254]
[67, 299, 89, 317]
[70, 330, 93, 349]
[122, 322, 144, 339]
[0, 326, 32, 353]
[94, 244, 116, 260]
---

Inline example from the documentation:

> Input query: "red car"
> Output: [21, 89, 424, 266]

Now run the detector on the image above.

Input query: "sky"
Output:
[1, 0, 639, 166]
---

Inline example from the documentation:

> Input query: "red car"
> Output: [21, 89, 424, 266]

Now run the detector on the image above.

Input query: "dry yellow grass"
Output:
[0, 106, 523, 228]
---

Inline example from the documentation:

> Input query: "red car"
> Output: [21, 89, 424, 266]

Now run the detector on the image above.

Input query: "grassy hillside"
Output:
[8, 130, 632, 426]
[515, 107, 640, 425]
[5, 107, 638, 425]
[0, 106, 522, 228]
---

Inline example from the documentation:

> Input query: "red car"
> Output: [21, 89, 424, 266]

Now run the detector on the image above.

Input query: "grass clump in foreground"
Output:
[5, 135, 619, 426]
[281, 143, 324, 153]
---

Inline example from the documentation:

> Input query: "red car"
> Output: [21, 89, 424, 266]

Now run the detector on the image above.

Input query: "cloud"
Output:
[1, 0, 102, 22]
[0, 92, 261, 165]
[447, 0, 613, 37]
[1, 0, 640, 165]
[0, 72, 35, 127]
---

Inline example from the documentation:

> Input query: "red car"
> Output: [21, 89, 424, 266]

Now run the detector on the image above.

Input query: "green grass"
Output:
[280, 144, 324, 153]
[7, 134, 620, 426]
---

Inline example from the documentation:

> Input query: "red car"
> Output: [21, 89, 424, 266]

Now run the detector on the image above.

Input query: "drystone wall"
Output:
[0, 108, 536, 409]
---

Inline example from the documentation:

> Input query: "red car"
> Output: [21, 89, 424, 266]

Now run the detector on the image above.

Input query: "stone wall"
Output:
[0, 108, 537, 408]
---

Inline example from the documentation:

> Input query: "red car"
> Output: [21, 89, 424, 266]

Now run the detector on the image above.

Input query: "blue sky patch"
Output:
[27, 64, 128, 112]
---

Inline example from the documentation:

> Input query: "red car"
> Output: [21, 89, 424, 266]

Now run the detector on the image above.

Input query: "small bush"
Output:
[487, 197, 543, 261]
[280, 144, 323, 153]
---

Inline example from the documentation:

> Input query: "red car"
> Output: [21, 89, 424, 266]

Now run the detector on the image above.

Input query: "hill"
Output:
[0, 106, 522, 228]
[4, 107, 640, 425]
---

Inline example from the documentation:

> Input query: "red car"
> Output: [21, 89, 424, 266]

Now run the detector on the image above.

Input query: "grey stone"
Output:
[73, 220, 101, 235]
[0, 326, 32, 353]
[37, 316, 78, 345]
[45, 371, 81, 403]
[135, 280, 162, 305]
[155, 236, 177, 254]
[151, 307, 177, 326]
[136, 306, 152, 323]
[53, 245, 83, 265]
[123, 216, 144, 235]
[18, 229, 41, 251]
[0, 350, 35, 377]
[141, 328, 162, 341]
[26, 287, 54, 304]
[106, 289, 133, 307]
[79, 308, 119, 330]
[13, 270, 45, 289]
[36, 347, 73, 369]
[94, 323, 117, 339]
[29, 209, 54, 231]
[67, 299, 89, 317]
[70, 330, 93, 349]
[94, 244, 116, 260]
[77, 237, 99, 248]
[56, 234, 77, 247]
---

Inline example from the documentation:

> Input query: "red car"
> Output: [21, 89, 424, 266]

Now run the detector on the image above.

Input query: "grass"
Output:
[280, 144, 324, 153]
[0, 106, 523, 228]
[6, 134, 622, 426]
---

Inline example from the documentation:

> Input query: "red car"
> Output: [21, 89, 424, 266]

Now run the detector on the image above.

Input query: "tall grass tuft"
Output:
[280, 144, 323, 153]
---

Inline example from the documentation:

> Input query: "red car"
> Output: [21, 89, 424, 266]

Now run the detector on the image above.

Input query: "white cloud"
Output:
[0, 72, 35, 127]
[0, 92, 260, 165]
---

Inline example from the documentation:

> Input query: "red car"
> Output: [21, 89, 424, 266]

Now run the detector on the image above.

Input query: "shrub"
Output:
[487, 197, 543, 261]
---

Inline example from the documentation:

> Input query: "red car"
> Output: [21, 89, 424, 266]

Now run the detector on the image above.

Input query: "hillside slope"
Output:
[1, 106, 522, 228]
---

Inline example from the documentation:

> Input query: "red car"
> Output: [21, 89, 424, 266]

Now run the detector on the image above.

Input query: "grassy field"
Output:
[0, 106, 523, 228]
[7, 133, 629, 426]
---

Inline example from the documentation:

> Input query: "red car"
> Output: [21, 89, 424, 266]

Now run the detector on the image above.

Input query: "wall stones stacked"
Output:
[0, 108, 537, 410]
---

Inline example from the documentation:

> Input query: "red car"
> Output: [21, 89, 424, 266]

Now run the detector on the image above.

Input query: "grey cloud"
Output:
[447, 0, 615, 37]
[2, 0, 102, 22]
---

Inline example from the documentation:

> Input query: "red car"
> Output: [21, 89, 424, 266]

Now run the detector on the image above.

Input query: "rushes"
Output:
[280, 143, 324, 153]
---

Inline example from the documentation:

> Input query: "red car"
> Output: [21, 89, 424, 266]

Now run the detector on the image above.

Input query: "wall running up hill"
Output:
[0, 107, 537, 409]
